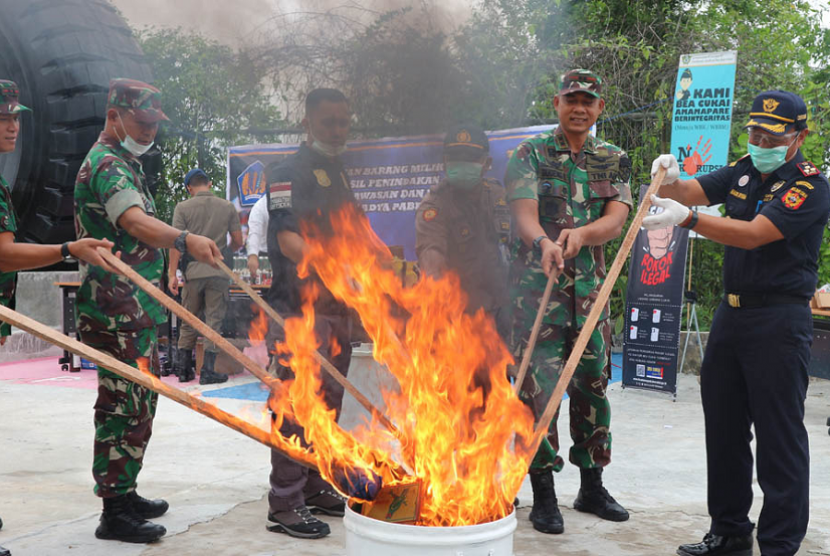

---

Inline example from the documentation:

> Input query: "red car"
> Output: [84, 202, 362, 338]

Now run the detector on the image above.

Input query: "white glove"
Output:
[642, 195, 690, 230]
[650, 154, 680, 185]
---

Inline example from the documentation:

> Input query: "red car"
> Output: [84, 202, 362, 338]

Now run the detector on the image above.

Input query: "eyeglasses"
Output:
[747, 130, 797, 148]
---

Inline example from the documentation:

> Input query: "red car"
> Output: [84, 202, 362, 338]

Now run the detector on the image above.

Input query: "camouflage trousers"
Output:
[81, 326, 159, 498]
[511, 257, 612, 472]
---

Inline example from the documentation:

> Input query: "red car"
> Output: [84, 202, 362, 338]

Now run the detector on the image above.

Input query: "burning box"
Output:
[356, 480, 422, 524]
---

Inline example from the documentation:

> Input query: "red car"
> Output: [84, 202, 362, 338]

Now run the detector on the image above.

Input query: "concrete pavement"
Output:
[1, 353, 828, 556]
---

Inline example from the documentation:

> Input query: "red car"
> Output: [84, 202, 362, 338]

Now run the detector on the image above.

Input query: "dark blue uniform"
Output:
[696, 151, 830, 556]
[264, 142, 356, 513]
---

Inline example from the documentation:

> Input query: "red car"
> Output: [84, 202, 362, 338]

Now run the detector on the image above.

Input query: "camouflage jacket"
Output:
[415, 177, 510, 315]
[0, 175, 18, 336]
[504, 128, 633, 323]
[74, 132, 165, 331]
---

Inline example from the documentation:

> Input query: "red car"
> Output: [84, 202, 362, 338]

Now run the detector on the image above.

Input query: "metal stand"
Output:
[679, 290, 704, 375]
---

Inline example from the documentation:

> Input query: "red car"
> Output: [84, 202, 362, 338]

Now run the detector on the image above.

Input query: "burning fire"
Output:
[253, 204, 536, 527]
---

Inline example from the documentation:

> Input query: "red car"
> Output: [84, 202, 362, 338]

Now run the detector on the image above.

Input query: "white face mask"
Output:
[116, 113, 154, 157]
[308, 129, 347, 158]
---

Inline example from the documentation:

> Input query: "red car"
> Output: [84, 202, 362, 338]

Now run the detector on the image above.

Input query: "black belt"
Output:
[724, 292, 809, 309]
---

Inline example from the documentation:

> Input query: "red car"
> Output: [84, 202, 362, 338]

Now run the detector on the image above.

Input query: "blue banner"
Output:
[227, 126, 554, 260]
[671, 51, 737, 194]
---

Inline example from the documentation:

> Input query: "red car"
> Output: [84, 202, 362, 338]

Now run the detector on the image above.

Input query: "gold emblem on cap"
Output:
[763, 98, 780, 113]
[313, 169, 331, 187]
[457, 130, 471, 143]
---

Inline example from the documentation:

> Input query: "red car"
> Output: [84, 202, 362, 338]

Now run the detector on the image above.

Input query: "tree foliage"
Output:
[138, 28, 283, 222]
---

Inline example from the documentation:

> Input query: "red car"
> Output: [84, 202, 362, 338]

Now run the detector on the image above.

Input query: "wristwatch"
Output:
[174, 230, 190, 254]
[60, 241, 75, 261]
[532, 235, 550, 254]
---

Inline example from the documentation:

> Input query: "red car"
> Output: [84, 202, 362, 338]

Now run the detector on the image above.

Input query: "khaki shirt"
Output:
[415, 178, 510, 316]
[172, 190, 241, 280]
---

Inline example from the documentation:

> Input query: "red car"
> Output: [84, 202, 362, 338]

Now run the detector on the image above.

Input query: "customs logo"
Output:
[236, 160, 265, 207]
[763, 98, 780, 113]
[423, 208, 438, 222]
[456, 130, 471, 144]
[782, 187, 807, 210]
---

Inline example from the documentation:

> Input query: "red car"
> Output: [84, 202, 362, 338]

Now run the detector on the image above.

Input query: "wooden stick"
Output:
[96, 248, 279, 391]
[215, 259, 404, 442]
[513, 270, 556, 394]
[0, 303, 316, 469]
[524, 167, 667, 460]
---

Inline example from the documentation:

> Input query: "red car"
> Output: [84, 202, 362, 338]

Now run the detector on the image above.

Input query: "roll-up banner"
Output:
[671, 50, 737, 218]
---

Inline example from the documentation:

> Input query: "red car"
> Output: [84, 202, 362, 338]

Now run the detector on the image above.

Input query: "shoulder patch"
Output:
[797, 161, 818, 177]
[423, 208, 438, 222]
[313, 169, 331, 187]
[729, 153, 751, 167]
[516, 143, 532, 161]
[782, 187, 808, 210]
[268, 182, 292, 211]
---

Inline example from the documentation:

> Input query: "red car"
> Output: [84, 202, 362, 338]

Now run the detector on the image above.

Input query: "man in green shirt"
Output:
[75, 78, 221, 544]
[168, 167, 243, 384]
[505, 69, 631, 534]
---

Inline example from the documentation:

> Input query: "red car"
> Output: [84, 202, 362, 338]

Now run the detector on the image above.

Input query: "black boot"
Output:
[199, 351, 228, 385]
[267, 506, 331, 539]
[0, 516, 9, 556]
[126, 491, 169, 519]
[573, 467, 629, 522]
[95, 494, 166, 543]
[176, 348, 194, 383]
[529, 470, 564, 534]
[677, 533, 753, 556]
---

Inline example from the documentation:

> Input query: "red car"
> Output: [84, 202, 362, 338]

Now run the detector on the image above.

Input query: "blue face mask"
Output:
[747, 137, 795, 174]
[445, 161, 484, 191]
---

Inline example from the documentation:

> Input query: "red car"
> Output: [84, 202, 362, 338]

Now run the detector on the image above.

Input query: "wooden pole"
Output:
[524, 167, 667, 461]
[0, 303, 316, 469]
[215, 259, 402, 439]
[96, 248, 279, 391]
[513, 271, 556, 394]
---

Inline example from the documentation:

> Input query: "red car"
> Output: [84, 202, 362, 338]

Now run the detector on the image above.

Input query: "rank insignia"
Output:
[313, 169, 332, 187]
[423, 208, 438, 221]
[782, 187, 808, 210]
[797, 161, 818, 177]
[795, 180, 814, 190]
[770, 180, 786, 192]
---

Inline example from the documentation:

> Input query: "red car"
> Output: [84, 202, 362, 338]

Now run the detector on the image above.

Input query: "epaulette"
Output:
[797, 161, 819, 177]
[729, 153, 750, 167]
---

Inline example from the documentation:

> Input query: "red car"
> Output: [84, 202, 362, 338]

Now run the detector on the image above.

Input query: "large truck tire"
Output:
[0, 0, 160, 244]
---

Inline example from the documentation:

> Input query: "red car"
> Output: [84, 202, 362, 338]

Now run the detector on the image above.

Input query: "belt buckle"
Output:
[727, 293, 741, 308]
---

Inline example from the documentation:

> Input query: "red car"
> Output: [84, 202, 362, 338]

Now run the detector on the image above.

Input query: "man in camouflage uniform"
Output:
[75, 78, 221, 544]
[416, 124, 510, 337]
[505, 69, 631, 534]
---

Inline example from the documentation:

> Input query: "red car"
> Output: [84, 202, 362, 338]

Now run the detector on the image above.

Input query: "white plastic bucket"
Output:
[344, 504, 516, 556]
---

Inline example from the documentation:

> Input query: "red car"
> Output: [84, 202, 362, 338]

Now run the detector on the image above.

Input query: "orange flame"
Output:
[256, 204, 536, 526]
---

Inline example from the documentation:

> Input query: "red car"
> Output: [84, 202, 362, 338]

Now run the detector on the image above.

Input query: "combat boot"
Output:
[126, 491, 169, 519]
[0, 516, 9, 556]
[199, 351, 228, 385]
[529, 469, 564, 534]
[573, 467, 629, 521]
[176, 348, 194, 383]
[95, 494, 166, 543]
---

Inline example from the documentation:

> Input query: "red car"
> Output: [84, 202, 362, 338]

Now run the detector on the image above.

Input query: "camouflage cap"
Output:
[443, 123, 489, 159]
[560, 69, 602, 99]
[0, 80, 31, 115]
[744, 90, 808, 136]
[107, 78, 169, 123]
